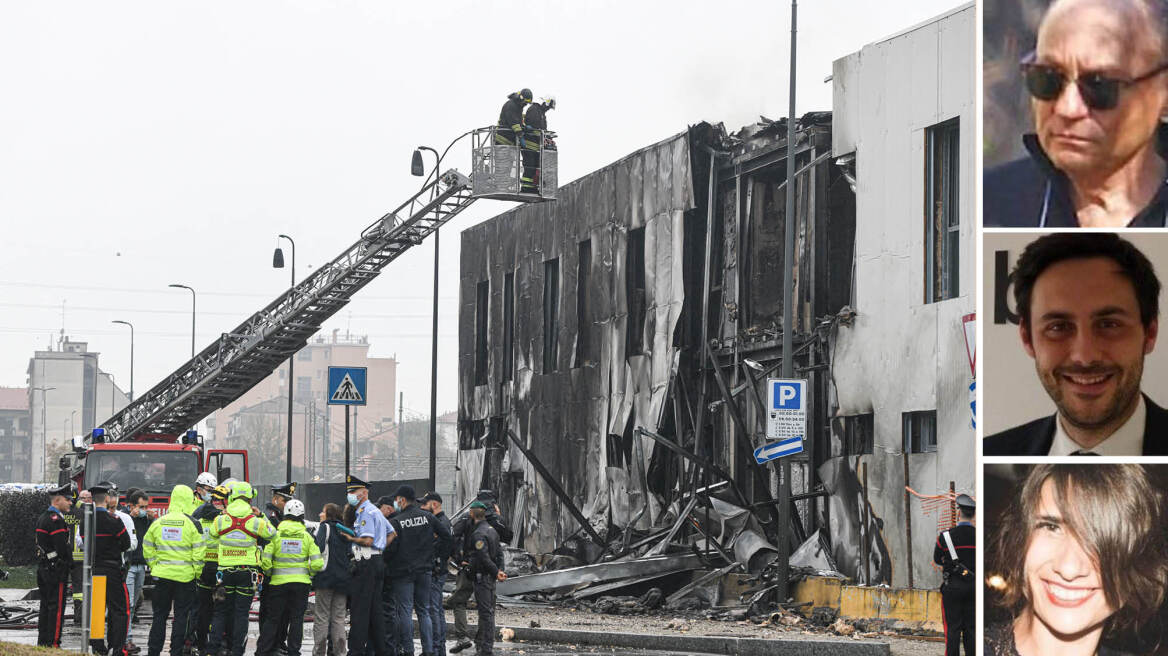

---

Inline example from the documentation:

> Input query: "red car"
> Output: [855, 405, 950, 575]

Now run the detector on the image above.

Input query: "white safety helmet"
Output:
[284, 499, 305, 518]
[196, 472, 218, 488]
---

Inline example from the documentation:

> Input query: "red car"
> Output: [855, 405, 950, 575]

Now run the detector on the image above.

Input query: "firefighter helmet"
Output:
[229, 481, 254, 501]
[196, 472, 218, 488]
[284, 499, 305, 519]
[211, 485, 230, 502]
[519, 88, 533, 103]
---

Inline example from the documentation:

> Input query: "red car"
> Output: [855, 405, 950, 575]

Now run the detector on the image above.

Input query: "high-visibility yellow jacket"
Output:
[192, 502, 221, 564]
[142, 485, 205, 583]
[260, 520, 323, 585]
[212, 498, 276, 568]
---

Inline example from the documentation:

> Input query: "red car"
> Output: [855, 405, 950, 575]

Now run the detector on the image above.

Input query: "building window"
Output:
[543, 258, 560, 373]
[474, 280, 489, 386]
[574, 239, 593, 368]
[502, 272, 514, 382]
[925, 118, 959, 303]
[903, 410, 937, 454]
[297, 349, 312, 361]
[295, 376, 312, 402]
[626, 227, 647, 356]
[843, 413, 874, 455]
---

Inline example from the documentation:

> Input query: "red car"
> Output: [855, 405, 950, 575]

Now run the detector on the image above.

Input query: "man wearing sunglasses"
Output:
[985, 0, 1168, 227]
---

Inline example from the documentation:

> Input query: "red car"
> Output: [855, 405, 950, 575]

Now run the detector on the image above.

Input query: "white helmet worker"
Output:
[284, 499, 305, 519]
[196, 472, 218, 488]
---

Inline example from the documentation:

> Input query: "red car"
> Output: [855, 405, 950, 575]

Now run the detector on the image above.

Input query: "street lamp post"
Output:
[413, 145, 441, 491]
[111, 320, 135, 401]
[70, 410, 77, 439]
[32, 386, 54, 483]
[168, 284, 197, 358]
[274, 234, 296, 483]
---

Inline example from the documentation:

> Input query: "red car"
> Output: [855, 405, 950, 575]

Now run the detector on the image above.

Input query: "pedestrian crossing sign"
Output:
[327, 367, 367, 406]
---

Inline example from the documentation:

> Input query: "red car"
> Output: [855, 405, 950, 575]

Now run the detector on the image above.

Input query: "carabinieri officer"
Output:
[343, 475, 394, 656]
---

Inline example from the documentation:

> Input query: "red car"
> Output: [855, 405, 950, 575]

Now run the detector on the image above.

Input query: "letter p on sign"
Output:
[771, 380, 802, 410]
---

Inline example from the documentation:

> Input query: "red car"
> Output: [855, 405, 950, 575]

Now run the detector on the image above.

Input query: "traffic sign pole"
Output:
[345, 406, 351, 481]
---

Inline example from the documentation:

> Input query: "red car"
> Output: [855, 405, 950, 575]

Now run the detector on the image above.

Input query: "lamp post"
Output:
[274, 234, 296, 483]
[413, 145, 441, 490]
[70, 410, 77, 439]
[112, 320, 135, 401]
[168, 284, 196, 358]
[32, 386, 54, 483]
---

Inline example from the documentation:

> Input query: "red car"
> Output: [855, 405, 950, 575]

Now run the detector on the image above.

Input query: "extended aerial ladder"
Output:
[96, 126, 555, 443]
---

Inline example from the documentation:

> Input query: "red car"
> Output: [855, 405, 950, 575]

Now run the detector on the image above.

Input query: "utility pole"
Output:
[777, 0, 798, 605]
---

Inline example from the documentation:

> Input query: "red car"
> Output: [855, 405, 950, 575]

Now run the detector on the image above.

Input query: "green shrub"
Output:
[0, 491, 51, 566]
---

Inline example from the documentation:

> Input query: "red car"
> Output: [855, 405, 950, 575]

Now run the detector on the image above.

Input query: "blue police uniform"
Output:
[348, 479, 395, 656]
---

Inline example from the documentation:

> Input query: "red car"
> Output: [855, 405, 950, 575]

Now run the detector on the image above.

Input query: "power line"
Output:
[0, 280, 457, 301]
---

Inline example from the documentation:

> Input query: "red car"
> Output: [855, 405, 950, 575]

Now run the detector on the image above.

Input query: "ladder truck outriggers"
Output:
[60, 126, 557, 512]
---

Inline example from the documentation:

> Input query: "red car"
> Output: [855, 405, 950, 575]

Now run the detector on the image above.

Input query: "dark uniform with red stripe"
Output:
[83, 506, 133, 655]
[933, 521, 974, 656]
[36, 504, 72, 647]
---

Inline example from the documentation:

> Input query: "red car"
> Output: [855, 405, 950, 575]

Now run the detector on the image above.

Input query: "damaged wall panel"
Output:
[459, 130, 696, 554]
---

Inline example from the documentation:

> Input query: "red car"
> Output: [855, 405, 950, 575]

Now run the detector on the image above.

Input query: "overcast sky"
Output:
[0, 0, 965, 422]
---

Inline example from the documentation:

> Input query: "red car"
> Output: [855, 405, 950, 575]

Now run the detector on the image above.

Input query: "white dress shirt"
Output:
[1049, 396, 1146, 456]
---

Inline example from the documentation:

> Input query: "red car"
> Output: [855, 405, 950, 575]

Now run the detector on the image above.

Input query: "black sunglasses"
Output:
[1020, 53, 1168, 110]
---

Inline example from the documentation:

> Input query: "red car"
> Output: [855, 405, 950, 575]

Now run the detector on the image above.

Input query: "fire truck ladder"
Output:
[99, 169, 476, 442]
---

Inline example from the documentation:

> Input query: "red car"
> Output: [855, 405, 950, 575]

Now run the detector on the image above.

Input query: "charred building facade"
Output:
[458, 4, 973, 592]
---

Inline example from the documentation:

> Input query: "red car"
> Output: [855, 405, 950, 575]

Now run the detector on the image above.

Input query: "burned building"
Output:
[458, 4, 973, 595]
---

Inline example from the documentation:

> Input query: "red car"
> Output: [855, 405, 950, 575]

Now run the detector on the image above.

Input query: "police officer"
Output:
[448, 491, 511, 654]
[84, 482, 133, 656]
[260, 482, 296, 653]
[190, 484, 229, 654]
[386, 485, 452, 656]
[143, 484, 204, 656]
[419, 493, 452, 656]
[258, 499, 322, 656]
[934, 494, 975, 656]
[206, 481, 277, 656]
[343, 476, 394, 656]
[36, 483, 74, 648]
[71, 488, 92, 624]
[376, 496, 400, 656]
[465, 502, 506, 656]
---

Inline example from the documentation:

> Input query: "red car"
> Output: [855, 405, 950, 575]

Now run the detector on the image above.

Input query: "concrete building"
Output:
[0, 388, 33, 483]
[830, 3, 975, 588]
[207, 330, 398, 484]
[457, 5, 973, 590]
[27, 335, 129, 482]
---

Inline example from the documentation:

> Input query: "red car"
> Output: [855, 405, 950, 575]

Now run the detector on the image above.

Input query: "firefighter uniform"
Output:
[933, 495, 975, 656]
[35, 484, 74, 648]
[189, 486, 228, 652]
[495, 90, 530, 146]
[143, 484, 205, 656]
[257, 508, 322, 656]
[83, 483, 134, 656]
[467, 506, 504, 656]
[520, 98, 554, 193]
[346, 475, 394, 656]
[259, 482, 295, 654]
[206, 482, 276, 656]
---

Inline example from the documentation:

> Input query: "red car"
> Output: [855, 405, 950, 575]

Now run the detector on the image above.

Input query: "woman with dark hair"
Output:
[987, 464, 1168, 655]
[312, 503, 354, 656]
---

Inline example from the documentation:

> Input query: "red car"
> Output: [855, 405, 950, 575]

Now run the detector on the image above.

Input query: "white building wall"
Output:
[830, 3, 975, 589]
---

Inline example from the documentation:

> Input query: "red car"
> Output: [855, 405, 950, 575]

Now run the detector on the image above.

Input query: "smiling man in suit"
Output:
[985, 233, 1166, 455]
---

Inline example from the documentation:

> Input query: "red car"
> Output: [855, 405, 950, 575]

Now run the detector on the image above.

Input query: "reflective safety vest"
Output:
[260, 520, 323, 585]
[143, 512, 205, 583]
[212, 500, 276, 568]
[200, 516, 219, 563]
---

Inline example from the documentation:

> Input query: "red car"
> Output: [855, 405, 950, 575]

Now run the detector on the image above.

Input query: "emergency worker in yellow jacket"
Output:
[142, 485, 205, 656]
[205, 481, 276, 656]
[188, 484, 229, 653]
[256, 500, 322, 656]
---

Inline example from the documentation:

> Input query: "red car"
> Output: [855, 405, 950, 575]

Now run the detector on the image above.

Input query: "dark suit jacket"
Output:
[983, 395, 1168, 456]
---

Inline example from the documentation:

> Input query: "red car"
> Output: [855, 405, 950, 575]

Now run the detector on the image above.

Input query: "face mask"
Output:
[347, 493, 359, 506]
[202, 492, 211, 502]
[393, 500, 401, 512]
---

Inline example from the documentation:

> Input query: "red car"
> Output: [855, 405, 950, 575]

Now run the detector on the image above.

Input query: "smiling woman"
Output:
[985, 464, 1168, 655]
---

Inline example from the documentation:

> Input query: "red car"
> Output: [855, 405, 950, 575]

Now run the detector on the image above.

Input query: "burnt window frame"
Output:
[626, 227, 647, 356]
[543, 258, 560, 373]
[502, 271, 515, 382]
[474, 280, 489, 386]
[574, 239, 593, 368]
[843, 413, 874, 456]
[902, 409, 937, 454]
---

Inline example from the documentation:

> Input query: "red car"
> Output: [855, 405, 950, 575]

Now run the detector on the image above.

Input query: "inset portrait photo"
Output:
[984, 0, 1168, 227]
[983, 232, 1168, 455]
[984, 464, 1168, 655]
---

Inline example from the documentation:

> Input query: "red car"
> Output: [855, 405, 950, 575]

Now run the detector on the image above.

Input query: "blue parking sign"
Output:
[766, 379, 806, 441]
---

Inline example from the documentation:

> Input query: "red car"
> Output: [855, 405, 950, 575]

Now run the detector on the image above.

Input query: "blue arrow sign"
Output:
[327, 366, 367, 406]
[753, 436, 804, 465]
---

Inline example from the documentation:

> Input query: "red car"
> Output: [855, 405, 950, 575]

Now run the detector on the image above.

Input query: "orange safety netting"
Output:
[905, 486, 975, 533]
